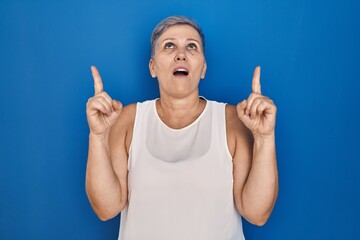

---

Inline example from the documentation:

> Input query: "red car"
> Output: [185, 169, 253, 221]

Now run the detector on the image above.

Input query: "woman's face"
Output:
[149, 24, 207, 99]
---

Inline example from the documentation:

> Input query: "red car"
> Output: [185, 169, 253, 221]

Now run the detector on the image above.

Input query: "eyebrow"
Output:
[161, 38, 175, 43]
[161, 38, 201, 45]
[187, 38, 201, 45]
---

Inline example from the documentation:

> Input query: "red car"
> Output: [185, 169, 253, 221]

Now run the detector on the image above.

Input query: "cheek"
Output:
[155, 59, 171, 73]
[195, 61, 206, 74]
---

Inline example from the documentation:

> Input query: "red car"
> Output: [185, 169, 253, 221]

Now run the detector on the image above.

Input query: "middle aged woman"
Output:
[86, 16, 278, 240]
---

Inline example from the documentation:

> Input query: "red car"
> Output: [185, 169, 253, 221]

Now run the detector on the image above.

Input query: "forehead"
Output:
[158, 24, 202, 43]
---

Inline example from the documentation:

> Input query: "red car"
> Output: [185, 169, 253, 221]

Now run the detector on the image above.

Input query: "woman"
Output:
[86, 16, 278, 240]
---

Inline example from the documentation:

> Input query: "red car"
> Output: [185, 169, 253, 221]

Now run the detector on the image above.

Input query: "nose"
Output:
[174, 51, 186, 62]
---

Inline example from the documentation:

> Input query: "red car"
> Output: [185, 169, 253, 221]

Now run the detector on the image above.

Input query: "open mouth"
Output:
[173, 68, 189, 76]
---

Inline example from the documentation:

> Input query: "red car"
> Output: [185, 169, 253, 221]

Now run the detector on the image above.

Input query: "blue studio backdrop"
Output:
[1, 0, 360, 239]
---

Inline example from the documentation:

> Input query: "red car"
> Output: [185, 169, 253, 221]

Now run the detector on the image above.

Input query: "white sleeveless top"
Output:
[118, 99, 245, 240]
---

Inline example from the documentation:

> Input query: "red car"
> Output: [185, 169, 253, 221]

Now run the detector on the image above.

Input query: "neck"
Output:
[156, 94, 206, 129]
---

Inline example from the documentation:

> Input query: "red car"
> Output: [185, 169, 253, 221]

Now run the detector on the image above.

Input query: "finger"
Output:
[262, 99, 277, 115]
[245, 93, 259, 115]
[97, 96, 113, 114]
[97, 92, 113, 109]
[87, 100, 110, 116]
[257, 101, 269, 116]
[251, 66, 261, 94]
[91, 66, 104, 95]
[91, 98, 112, 115]
[250, 98, 263, 119]
[112, 100, 123, 113]
[236, 100, 247, 118]
[237, 101, 252, 127]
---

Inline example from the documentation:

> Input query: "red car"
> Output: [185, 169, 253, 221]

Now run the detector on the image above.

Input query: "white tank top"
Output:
[118, 99, 245, 240]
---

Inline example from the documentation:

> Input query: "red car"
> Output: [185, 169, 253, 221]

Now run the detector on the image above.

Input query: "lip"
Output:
[173, 66, 189, 72]
[172, 66, 189, 77]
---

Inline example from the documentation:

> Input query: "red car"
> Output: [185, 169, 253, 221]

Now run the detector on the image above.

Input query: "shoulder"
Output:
[109, 103, 137, 153]
[225, 104, 239, 127]
[113, 103, 137, 131]
[225, 104, 253, 157]
[225, 104, 244, 135]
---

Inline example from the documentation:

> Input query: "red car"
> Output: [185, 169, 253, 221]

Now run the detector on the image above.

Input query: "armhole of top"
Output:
[222, 103, 234, 161]
[127, 102, 139, 171]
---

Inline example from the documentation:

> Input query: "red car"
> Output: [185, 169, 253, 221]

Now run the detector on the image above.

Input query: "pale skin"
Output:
[85, 24, 278, 225]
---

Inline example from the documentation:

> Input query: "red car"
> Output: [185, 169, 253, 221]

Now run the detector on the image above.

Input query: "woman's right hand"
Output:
[86, 66, 123, 136]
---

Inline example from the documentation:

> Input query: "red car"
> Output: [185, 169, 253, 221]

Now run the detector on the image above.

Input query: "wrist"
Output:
[253, 132, 275, 143]
[89, 131, 110, 143]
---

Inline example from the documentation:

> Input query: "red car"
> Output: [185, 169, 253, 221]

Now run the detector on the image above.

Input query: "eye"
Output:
[188, 43, 197, 50]
[165, 42, 175, 49]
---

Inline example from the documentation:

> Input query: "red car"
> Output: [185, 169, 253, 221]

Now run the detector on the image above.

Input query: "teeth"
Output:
[174, 68, 188, 73]
[173, 67, 189, 76]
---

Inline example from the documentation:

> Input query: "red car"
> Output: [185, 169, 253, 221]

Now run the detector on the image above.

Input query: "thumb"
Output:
[237, 100, 252, 128]
[112, 100, 123, 113]
[236, 100, 247, 119]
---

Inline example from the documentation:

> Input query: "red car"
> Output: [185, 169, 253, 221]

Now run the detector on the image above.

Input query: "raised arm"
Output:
[85, 66, 132, 221]
[229, 66, 278, 226]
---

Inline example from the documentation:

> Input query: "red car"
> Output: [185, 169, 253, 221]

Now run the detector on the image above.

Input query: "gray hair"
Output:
[150, 16, 205, 58]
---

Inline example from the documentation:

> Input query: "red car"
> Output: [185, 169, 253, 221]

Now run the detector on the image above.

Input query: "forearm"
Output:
[86, 132, 123, 220]
[242, 134, 278, 225]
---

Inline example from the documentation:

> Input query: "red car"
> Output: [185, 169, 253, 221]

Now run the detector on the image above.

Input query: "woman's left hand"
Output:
[236, 66, 277, 139]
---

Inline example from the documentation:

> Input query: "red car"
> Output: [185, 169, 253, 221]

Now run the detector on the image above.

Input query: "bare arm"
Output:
[86, 132, 124, 221]
[242, 133, 278, 225]
[229, 66, 278, 226]
[85, 66, 134, 221]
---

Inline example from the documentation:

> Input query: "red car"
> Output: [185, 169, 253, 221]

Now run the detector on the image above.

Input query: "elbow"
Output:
[93, 203, 126, 222]
[98, 199, 127, 221]
[97, 211, 117, 222]
[91, 205, 117, 221]
[86, 194, 127, 222]
[248, 215, 269, 226]
[85, 186, 127, 221]
[97, 213, 111, 222]
[239, 206, 271, 226]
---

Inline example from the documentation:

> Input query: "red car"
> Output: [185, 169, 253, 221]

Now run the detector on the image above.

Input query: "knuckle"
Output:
[267, 99, 275, 106]
[260, 101, 268, 109]
[97, 96, 107, 104]
[249, 93, 256, 98]
[99, 92, 112, 102]
[86, 97, 94, 106]
[102, 91, 110, 97]
[252, 103, 258, 111]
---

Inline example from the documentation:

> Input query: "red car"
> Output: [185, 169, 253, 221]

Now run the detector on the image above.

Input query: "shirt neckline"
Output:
[153, 97, 209, 132]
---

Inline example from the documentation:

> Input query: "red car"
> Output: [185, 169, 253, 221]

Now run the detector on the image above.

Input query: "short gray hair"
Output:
[150, 16, 205, 58]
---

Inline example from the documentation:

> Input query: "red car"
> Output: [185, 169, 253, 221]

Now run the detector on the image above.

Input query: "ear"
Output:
[149, 59, 157, 78]
[200, 62, 207, 79]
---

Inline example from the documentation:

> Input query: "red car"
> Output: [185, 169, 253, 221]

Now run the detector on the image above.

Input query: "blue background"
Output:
[1, 0, 359, 239]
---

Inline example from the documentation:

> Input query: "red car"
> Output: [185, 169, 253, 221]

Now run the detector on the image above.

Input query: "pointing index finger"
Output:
[91, 66, 103, 95]
[251, 66, 261, 94]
